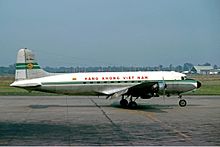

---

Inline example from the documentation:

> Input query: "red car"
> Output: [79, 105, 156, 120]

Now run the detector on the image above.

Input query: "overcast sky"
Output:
[0, 0, 219, 67]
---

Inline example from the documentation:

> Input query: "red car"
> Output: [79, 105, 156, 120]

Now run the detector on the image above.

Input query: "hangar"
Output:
[190, 66, 213, 75]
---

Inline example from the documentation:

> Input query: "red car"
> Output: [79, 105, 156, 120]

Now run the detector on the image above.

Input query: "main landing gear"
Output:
[178, 95, 187, 107]
[120, 96, 137, 109]
[120, 98, 128, 107]
[120, 95, 187, 108]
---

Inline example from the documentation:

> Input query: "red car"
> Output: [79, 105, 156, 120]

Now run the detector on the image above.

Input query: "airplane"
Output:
[10, 48, 201, 108]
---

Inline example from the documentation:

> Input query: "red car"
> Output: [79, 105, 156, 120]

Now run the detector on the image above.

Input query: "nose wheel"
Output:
[178, 95, 187, 107]
[179, 99, 187, 107]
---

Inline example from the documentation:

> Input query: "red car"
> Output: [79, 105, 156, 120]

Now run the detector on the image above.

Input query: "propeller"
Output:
[162, 77, 167, 104]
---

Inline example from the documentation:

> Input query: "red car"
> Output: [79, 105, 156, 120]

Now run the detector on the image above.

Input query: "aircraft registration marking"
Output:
[84, 75, 148, 81]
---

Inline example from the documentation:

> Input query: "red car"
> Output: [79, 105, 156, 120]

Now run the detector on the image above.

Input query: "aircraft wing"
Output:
[98, 86, 131, 99]
[98, 81, 159, 99]
[126, 81, 159, 98]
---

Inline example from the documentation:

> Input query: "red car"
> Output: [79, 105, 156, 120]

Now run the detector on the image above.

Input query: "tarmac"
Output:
[0, 95, 219, 146]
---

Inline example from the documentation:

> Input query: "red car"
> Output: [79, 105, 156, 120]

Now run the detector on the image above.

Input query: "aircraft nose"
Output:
[197, 81, 202, 89]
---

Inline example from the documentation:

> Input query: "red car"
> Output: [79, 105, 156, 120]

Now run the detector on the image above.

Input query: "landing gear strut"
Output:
[120, 96, 138, 109]
[127, 96, 138, 109]
[178, 95, 187, 107]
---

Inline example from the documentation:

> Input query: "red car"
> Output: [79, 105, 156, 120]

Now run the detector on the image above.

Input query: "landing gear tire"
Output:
[120, 99, 128, 107]
[179, 99, 187, 107]
[128, 101, 137, 109]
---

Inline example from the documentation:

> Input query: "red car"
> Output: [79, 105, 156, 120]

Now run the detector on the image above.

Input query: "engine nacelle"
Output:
[129, 81, 168, 99]
[140, 82, 167, 99]
[157, 82, 167, 91]
[151, 82, 167, 93]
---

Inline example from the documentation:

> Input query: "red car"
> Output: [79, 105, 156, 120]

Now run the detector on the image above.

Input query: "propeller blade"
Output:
[162, 77, 166, 104]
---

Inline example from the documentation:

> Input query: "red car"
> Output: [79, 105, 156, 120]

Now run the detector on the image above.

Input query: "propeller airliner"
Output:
[10, 48, 201, 108]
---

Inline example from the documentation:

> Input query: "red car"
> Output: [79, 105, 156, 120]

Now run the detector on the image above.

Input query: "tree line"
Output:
[0, 62, 218, 75]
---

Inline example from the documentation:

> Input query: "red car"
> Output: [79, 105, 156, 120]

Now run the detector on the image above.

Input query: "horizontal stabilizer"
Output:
[10, 82, 41, 88]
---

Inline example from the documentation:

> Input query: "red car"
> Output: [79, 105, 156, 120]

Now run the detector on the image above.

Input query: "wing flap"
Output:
[98, 86, 131, 95]
[98, 81, 159, 99]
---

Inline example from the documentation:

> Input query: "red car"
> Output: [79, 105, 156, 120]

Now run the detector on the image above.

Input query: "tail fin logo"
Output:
[27, 63, 34, 69]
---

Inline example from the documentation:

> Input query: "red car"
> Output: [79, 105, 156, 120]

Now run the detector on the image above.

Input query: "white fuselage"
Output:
[11, 71, 198, 96]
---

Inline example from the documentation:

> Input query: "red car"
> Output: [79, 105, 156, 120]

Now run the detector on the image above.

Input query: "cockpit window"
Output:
[181, 76, 187, 80]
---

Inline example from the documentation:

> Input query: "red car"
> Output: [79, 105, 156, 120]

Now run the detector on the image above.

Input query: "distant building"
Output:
[210, 69, 220, 75]
[190, 66, 214, 75]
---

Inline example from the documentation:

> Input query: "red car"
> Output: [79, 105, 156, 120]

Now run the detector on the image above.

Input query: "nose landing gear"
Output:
[179, 99, 187, 107]
[178, 95, 187, 107]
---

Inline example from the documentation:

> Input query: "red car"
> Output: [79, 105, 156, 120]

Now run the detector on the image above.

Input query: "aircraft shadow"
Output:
[28, 104, 170, 113]
[111, 102, 201, 113]
[28, 104, 112, 109]
[111, 102, 175, 113]
[28, 103, 200, 113]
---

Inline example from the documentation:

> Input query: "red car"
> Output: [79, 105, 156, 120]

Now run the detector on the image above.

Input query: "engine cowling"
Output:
[140, 82, 167, 99]
[157, 81, 167, 92]
[151, 82, 167, 93]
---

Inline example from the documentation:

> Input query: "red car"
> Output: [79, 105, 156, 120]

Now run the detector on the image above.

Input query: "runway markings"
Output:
[141, 111, 192, 141]
[1, 96, 219, 145]
[90, 98, 193, 145]
[90, 98, 135, 145]
[117, 108, 193, 144]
